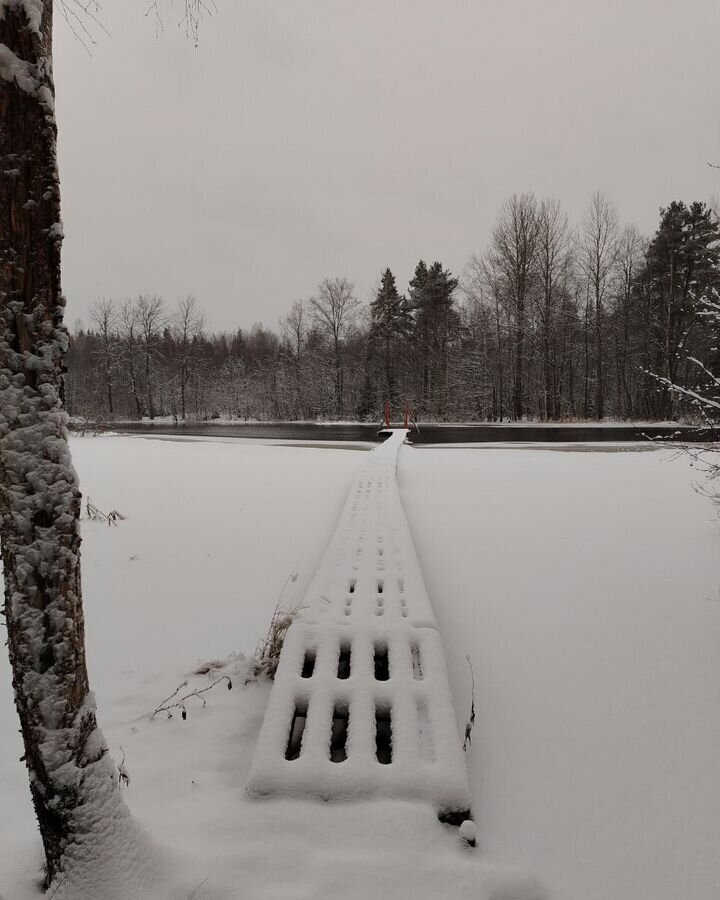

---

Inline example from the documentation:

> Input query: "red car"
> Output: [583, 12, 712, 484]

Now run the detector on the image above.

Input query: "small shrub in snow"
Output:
[254, 564, 303, 678]
[85, 496, 126, 526]
[152, 675, 233, 720]
[254, 604, 299, 678]
[151, 655, 255, 721]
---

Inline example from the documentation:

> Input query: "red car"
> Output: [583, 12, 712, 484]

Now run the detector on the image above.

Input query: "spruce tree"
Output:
[641, 201, 720, 417]
[368, 268, 412, 407]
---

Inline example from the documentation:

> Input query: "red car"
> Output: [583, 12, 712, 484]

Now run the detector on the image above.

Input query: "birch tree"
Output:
[611, 225, 644, 418]
[487, 193, 540, 420]
[119, 297, 144, 419]
[534, 199, 570, 421]
[89, 297, 118, 418]
[280, 299, 308, 418]
[172, 294, 204, 420]
[137, 294, 165, 421]
[577, 191, 618, 419]
[310, 276, 360, 417]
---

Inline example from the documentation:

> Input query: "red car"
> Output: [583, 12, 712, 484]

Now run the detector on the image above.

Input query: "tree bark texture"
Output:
[0, 2, 123, 885]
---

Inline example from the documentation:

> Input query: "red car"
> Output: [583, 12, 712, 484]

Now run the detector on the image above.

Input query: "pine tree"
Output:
[409, 260, 459, 414]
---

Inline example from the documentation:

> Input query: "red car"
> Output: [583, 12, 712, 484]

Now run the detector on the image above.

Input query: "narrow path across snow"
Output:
[247, 430, 471, 818]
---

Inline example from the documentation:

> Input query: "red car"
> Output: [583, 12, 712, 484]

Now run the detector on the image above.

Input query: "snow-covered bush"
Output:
[651, 289, 719, 504]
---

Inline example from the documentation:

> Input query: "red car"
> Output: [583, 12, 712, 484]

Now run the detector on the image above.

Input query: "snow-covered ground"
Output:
[1, 435, 718, 899]
[400, 446, 720, 900]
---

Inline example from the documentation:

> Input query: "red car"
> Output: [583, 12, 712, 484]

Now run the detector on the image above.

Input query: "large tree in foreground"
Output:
[0, 0, 206, 888]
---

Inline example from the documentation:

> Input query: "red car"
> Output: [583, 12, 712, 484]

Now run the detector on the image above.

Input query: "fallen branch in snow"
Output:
[151, 675, 233, 720]
[153, 679, 189, 711]
[85, 496, 126, 526]
[463, 655, 476, 751]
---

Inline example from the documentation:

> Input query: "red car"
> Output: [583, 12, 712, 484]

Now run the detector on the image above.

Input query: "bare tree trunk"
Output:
[583, 297, 590, 418]
[578, 192, 617, 421]
[334, 336, 343, 417]
[181, 362, 187, 419]
[129, 350, 143, 418]
[595, 284, 604, 419]
[513, 295, 525, 420]
[494, 293, 504, 420]
[0, 2, 127, 886]
[145, 349, 154, 419]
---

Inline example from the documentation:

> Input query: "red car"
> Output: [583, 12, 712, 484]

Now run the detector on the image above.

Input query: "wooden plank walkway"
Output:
[247, 430, 471, 820]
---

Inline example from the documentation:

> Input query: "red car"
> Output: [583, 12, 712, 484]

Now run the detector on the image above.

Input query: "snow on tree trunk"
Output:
[0, 1, 136, 890]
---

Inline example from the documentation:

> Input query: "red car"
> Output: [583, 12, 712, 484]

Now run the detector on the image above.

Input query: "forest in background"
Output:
[66, 192, 720, 423]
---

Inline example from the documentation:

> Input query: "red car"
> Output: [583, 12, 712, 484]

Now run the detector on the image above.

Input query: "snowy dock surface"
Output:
[247, 430, 471, 815]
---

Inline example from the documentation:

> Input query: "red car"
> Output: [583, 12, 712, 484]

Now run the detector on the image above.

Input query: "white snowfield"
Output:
[248, 430, 472, 817]
[1, 435, 718, 900]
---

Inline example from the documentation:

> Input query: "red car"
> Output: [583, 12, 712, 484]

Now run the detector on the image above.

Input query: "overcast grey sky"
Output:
[56, 0, 720, 333]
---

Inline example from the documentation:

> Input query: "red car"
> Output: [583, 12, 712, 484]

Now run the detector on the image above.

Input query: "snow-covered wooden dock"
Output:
[247, 430, 471, 819]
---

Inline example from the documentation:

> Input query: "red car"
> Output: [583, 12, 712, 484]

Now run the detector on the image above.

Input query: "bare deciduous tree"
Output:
[535, 198, 571, 420]
[172, 294, 204, 420]
[310, 277, 360, 417]
[119, 298, 144, 420]
[577, 191, 618, 419]
[89, 297, 118, 417]
[612, 225, 644, 418]
[137, 294, 166, 421]
[487, 193, 540, 420]
[280, 299, 308, 417]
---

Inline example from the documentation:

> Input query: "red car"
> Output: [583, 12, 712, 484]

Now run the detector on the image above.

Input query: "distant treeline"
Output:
[66, 193, 720, 423]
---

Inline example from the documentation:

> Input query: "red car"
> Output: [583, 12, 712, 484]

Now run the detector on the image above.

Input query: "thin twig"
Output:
[47, 873, 68, 900]
[186, 876, 210, 899]
[152, 679, 188, 712]
[152, 675, 232, 718]
[463, 655, 476, 751]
